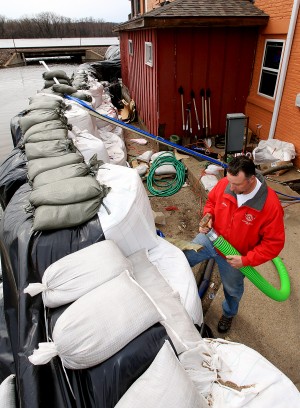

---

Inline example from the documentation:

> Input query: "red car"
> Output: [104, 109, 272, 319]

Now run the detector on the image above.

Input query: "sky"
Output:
[0, 0, 131, 23]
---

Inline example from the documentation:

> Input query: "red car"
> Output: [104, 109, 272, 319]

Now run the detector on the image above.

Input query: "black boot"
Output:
[217, 315, 233, 333]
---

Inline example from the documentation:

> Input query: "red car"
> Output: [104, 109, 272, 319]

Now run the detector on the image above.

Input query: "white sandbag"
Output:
[129, 249, 202, 354]
[28, 271, 164, 369]
[180, 338, 300, 408]
[0, 374, 16, 408]
[87, 80, 104, 108]
[24, 240, 131, 308]
[115, 340, 208, 408]
[96, 163, 158, 257]
[95, 103, 118, 129]
[65, 101, 97, 135]
[253, 139, 296, 164]
[148, 236, 203, 326]
[96, 128, 127, 163]
[106, 145, 127, 166]
[96, 128, 126, 150]
[201, 174, 218, 192]
[98, 123, 124, 142]
[151, 151, 176, 175]
[71, 126, 110, 164]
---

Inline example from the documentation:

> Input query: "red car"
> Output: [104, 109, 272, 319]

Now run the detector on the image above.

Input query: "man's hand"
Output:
[199, 213, 212, 233]
[226, 255, 243, 269]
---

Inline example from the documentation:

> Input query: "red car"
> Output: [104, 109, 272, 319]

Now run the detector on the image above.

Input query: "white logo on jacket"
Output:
[243, 213, 255, 225]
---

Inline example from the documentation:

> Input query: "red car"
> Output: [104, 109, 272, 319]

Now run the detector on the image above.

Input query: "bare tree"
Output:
[0, 12, 118, 38]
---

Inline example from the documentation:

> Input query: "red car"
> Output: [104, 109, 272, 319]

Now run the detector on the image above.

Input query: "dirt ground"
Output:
[124, 126, 221, 315]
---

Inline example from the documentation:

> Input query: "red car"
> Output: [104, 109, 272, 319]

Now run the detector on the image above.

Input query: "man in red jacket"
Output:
[184, 156, 285, 333]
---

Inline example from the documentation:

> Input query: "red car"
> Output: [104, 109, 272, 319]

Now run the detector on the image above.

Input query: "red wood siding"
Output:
[120, 30, 158, 135]
[157, 27, 259, 139]
[120, 26, 258, 138]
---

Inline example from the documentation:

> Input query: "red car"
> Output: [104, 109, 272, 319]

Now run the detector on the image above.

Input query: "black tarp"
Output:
[0, 269, 15, 384]
[10, 112, 25, 147]
[49, 304, 172, 408]
[0, 183, 105, 407]
[79, 60, 121, 84]
[0, 147, 27, 210]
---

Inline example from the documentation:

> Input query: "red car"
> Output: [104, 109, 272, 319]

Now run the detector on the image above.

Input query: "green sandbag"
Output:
[39, 87, 64, 97]
[24, 119, 69, 138]
[72, 82, 89, 90]
[43, 70, 70, 81]
[70, 92, 92, 102]
[32, 163, 90, 188]
[25, 140, 75, 160]
[29, 176, 105, 206]
[19, 109, 66, 134]
[29, 94, 64, 104]
[24, 128, 68, 143]
[27, 153, 83, 181]
[26, 99, 67, 111]
[44, 79, 70, 88]
[32, 196, 102, 231]
[52, 84, 78, 95]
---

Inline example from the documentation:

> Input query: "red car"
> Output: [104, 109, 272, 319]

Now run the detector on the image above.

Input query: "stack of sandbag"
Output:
[18, 93, 111, 231]
[40, 67, 94, 102]
[24, 239, 205, 406]
[29, 175, 109, 231]
[96, 163, 203, 326]
[42, 69, 71, 88]
[71, 69, 90, 90]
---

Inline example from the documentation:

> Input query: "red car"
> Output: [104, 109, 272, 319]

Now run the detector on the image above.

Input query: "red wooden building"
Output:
[117, 0, 268, 141]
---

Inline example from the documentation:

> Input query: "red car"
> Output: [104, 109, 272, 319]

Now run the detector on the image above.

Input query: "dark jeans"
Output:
[184, 233, 245, 317]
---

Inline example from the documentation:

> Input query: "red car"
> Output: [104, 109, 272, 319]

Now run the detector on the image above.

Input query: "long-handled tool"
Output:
[200, 88, 206, 137]
[191, 90, 200, 139]
[178, 86, 185, 132]
[204, 89, 208, 137]
[187, 102, 193, 141]
[206, 88, 212, 136]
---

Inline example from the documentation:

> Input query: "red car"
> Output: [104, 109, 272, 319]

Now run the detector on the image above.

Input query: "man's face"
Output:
[227, 171, 256, 195]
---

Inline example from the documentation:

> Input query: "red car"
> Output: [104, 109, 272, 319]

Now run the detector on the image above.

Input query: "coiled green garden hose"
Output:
[208, 231, 291, 301]
[147, 153, 186, 197]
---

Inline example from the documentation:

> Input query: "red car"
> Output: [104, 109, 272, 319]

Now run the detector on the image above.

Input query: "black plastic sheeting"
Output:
[49, 304, 172, 408]
[79, 60, 121, 84]
[10, 112, 25, 147]
[0, 147, 27, 210]
[0, 274, 15, 384]
[0, 183, 105, 407]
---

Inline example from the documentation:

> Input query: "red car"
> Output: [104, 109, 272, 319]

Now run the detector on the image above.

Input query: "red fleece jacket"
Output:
[203, 176, 285, 267]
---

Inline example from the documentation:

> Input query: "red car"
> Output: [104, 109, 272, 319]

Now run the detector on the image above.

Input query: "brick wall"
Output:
[246, 0, 300, 167]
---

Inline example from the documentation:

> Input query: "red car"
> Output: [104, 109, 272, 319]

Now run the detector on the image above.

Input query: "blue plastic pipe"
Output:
[65, 95, 228, 168]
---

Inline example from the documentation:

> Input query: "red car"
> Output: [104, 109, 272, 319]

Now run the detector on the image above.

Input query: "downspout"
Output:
[268, 0, 300, 139]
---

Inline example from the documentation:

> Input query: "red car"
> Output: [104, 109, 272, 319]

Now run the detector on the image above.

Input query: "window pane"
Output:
[263, 42, 283, 70]
[259, 70, 278, 97]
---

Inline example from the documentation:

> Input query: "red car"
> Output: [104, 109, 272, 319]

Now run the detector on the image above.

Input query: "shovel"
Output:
[178, 86, 185, 132]
[191, 90, 200, 139]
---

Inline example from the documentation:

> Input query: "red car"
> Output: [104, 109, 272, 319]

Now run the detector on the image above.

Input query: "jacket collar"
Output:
[224, 171, 267, 211]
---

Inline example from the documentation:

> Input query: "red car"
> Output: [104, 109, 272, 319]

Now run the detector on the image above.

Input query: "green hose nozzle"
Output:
[206, 228, 290, 302]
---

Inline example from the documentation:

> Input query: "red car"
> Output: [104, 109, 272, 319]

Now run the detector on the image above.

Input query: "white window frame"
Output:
[128, 39, 133, 56]
[145, 42, 153, 67]
[257, 39, 285, 100]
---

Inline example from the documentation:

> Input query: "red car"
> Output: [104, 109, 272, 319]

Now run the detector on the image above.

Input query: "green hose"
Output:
[147, 153, 186, 197]
[213, 235, 290, 301]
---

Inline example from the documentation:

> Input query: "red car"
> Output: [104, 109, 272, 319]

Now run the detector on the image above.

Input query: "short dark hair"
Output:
[227, 156, 256, 178]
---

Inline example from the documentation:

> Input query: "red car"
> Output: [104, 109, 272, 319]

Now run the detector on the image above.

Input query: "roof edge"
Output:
[115, 15, 269, 32]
